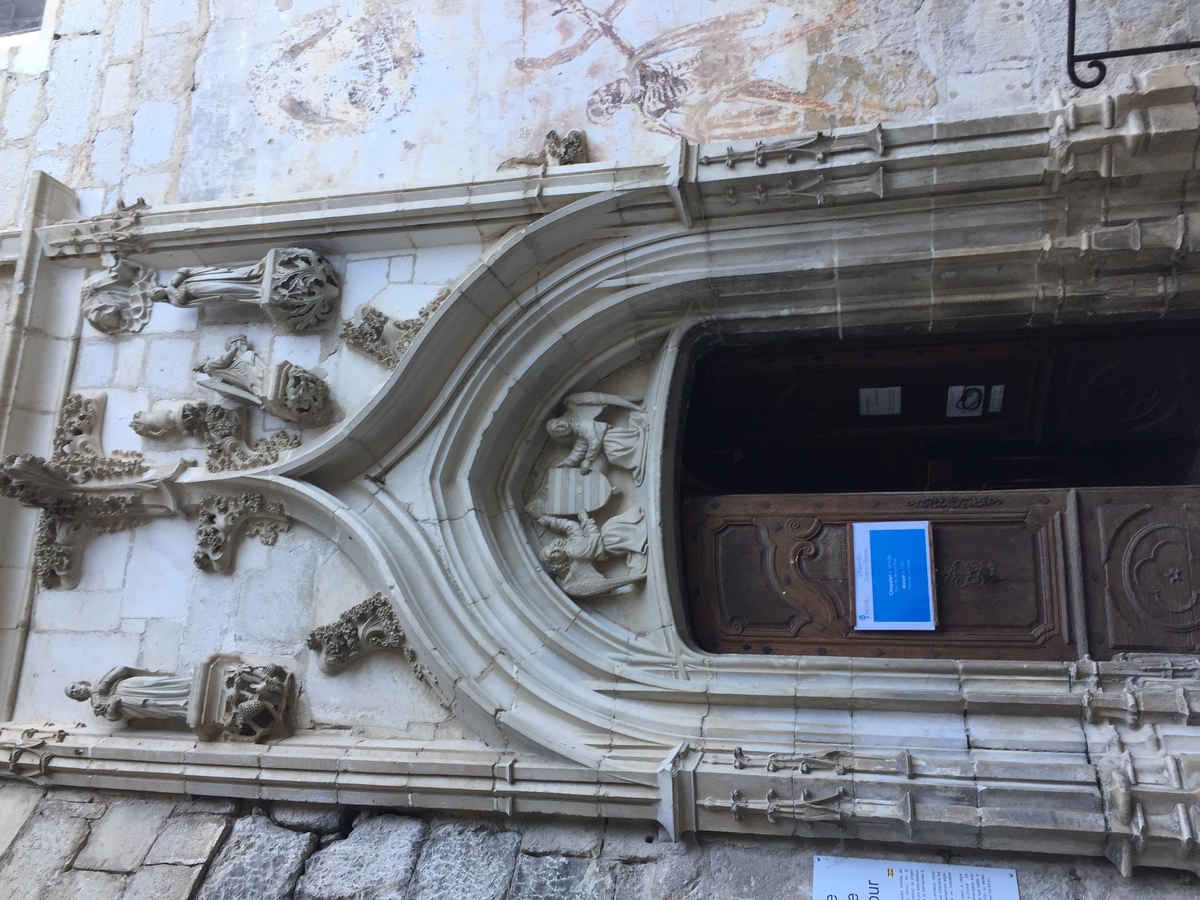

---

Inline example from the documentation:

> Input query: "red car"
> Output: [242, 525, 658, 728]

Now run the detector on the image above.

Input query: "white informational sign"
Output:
[852, 521, 936, 630]
[859, 386, 902, 416]
[813, 855, 1021, 900]
[945, 385, 986, 417]
[987, 384, 1005, 413]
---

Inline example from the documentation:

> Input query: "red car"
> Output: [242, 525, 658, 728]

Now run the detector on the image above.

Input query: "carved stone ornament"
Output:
[66, 657, 294, 743]
[308, 593, 430, 680]
[132, 400, 300, 472]
[82, 253, 157, 335]
[546, 392, 648, 486]
[1, 396, 183, 588]
[499, 128, 588, 169]
[154, 248, 339, 331]
[341, 292, 446, 369]
[195, 335, 330, 424]
[194, 492, 290, 573]
[46, 198, 148, 257]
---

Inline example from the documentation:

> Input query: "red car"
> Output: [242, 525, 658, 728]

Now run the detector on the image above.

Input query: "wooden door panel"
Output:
[1080, 490, 1200, 657]
[684, 492, 1076, 660]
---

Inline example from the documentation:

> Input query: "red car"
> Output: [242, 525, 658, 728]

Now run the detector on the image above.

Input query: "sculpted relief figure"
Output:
[535, 507, 648, 597]
[83, 248, 339, 334]
[195, 335, 329, 424]
[67, 666, 191, 723]
[547, 391, 648, 485]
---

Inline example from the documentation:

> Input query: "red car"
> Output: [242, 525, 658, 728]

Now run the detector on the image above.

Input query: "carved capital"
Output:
[193, 492, 290, 573]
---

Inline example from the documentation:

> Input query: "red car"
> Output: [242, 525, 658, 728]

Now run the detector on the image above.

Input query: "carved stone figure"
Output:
[534, 507, 647, 596]
[66, 666, 192, 722]
[499, 129, 588, 169]
[546, 391, 648, 485]
[132, 400, 299, 472]
[82, 253, 156, 334]
[195, 335, 330, 424]
[153, 248, 339, 331]
[66, 656, 294, 742]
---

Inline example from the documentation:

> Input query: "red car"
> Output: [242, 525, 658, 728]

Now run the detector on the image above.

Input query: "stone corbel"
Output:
[307, 593, 422, 676]
[193, 492, 291, 573]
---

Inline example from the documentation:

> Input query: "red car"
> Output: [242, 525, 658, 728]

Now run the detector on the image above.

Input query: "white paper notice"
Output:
[813, 856, 1020, 900]
[945, 385, 985, 417]
[859, 386, 902, 415]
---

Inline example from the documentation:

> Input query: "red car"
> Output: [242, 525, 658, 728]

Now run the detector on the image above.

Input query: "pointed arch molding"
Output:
[10, 68, 1200, 872]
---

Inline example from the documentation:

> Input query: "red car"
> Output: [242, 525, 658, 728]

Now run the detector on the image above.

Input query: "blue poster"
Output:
[852, 522, 936, 630]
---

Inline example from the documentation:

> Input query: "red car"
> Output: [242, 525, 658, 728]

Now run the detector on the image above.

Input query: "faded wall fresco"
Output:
[0, 0, 1197, 225]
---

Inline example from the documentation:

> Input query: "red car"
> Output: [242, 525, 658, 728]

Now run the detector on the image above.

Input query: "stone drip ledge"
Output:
[0, 727, 659, 822]
[1, 785, 1198, 900]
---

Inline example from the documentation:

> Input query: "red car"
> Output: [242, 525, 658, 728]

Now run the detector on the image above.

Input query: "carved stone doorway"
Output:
[679, 322, 1200, 660]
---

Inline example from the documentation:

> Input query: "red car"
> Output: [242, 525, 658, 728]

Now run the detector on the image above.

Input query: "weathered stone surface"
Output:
[508, 854, 617, 900]
[599, 822, 674, 862]
[696, 839, 811, 899]
[294, 814, 427, 900]
[0, 803, 91, 900]
[173, 797, 241, 816]
[145, 814, 230, 866]
[195, 812, 316, 900]
[40, 868, 128, 898]
[405, 821, 520, 900]
[270, 800, 345, 836]
[122, 864, 205, 900]
[517, 820, 603, 857]
[74, 797, 176, 872]
[612, 862, 656, 900]
[0, 784, 43, 860]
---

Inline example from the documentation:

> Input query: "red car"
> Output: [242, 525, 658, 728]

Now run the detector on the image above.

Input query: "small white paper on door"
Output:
[945, 385, 986, 417]
[859, 386, 902, 415]
[813, 855, 1021, 900]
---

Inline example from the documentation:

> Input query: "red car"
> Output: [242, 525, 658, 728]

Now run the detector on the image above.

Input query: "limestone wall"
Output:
[0, 0, 1197, 228]
[1, 784, 1198, 899]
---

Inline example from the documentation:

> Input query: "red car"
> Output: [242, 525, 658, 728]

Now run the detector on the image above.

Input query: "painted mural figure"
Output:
[66, 666, 192, 723]
[516, 0, 857, 141]
[535, 507, 648, 596]
[547, 391, 649, 485]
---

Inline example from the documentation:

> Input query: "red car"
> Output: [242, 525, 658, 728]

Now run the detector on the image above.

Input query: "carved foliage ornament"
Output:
[194, 492, 291, 574]
[341, 292, 446, 369]
[195, 335, 330, 425]
[132, 400, 300, 472]
[307, 593, 432, 683]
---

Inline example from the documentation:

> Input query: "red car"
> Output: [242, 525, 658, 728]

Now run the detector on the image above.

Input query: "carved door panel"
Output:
[683, 492, 1076, 660]
[1080, 490, 1200, 657]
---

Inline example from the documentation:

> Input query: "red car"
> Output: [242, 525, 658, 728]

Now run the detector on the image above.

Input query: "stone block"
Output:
[406, 821, 520, 900]
[517, 819, 603, 857]
[145, 814, 230, 866]
[0, 784, 43, 860]
[269, 801, 346, 836]
[194, 812, 315, 900]
[599, 821, 672, 862]
[172, 797, 241, 816]
[0, 802, 91, 900]
[129, 101, 179, 168]
[74, 796, 176, 872]
[121, 864, 205, 900]
[508, 854, 617, 900]
[293, 814, 427, 899]
[40, 868, 128, 898]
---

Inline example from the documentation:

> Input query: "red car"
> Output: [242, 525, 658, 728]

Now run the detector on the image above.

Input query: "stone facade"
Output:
[4, 0, 1200, 893]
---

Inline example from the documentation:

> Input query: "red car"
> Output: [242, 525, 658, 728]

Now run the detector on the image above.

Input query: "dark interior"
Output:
[679, 321, 1200, 496]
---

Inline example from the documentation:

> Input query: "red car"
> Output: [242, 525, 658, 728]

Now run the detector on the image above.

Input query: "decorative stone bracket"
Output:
[193, 492, 291, 574]
[341, 292, 446, 369]
[308, 593, 433, 683]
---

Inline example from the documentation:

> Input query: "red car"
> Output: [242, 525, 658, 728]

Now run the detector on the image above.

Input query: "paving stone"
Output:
[517, 820, 603, 857]
[195, 812, 316, 900]
[406, 821, 520, 900]
[0, 802, 91, 900]
[121, 863, 204, 900]
[74, 797, 176, 872]
[270, 800, 346, 836]
[38, 868, 128, 899]
[294, 814, 427, 900]
[145, 814, 230, 866]
[508, 854, 617, 900]
[0, 783, 44, 860]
